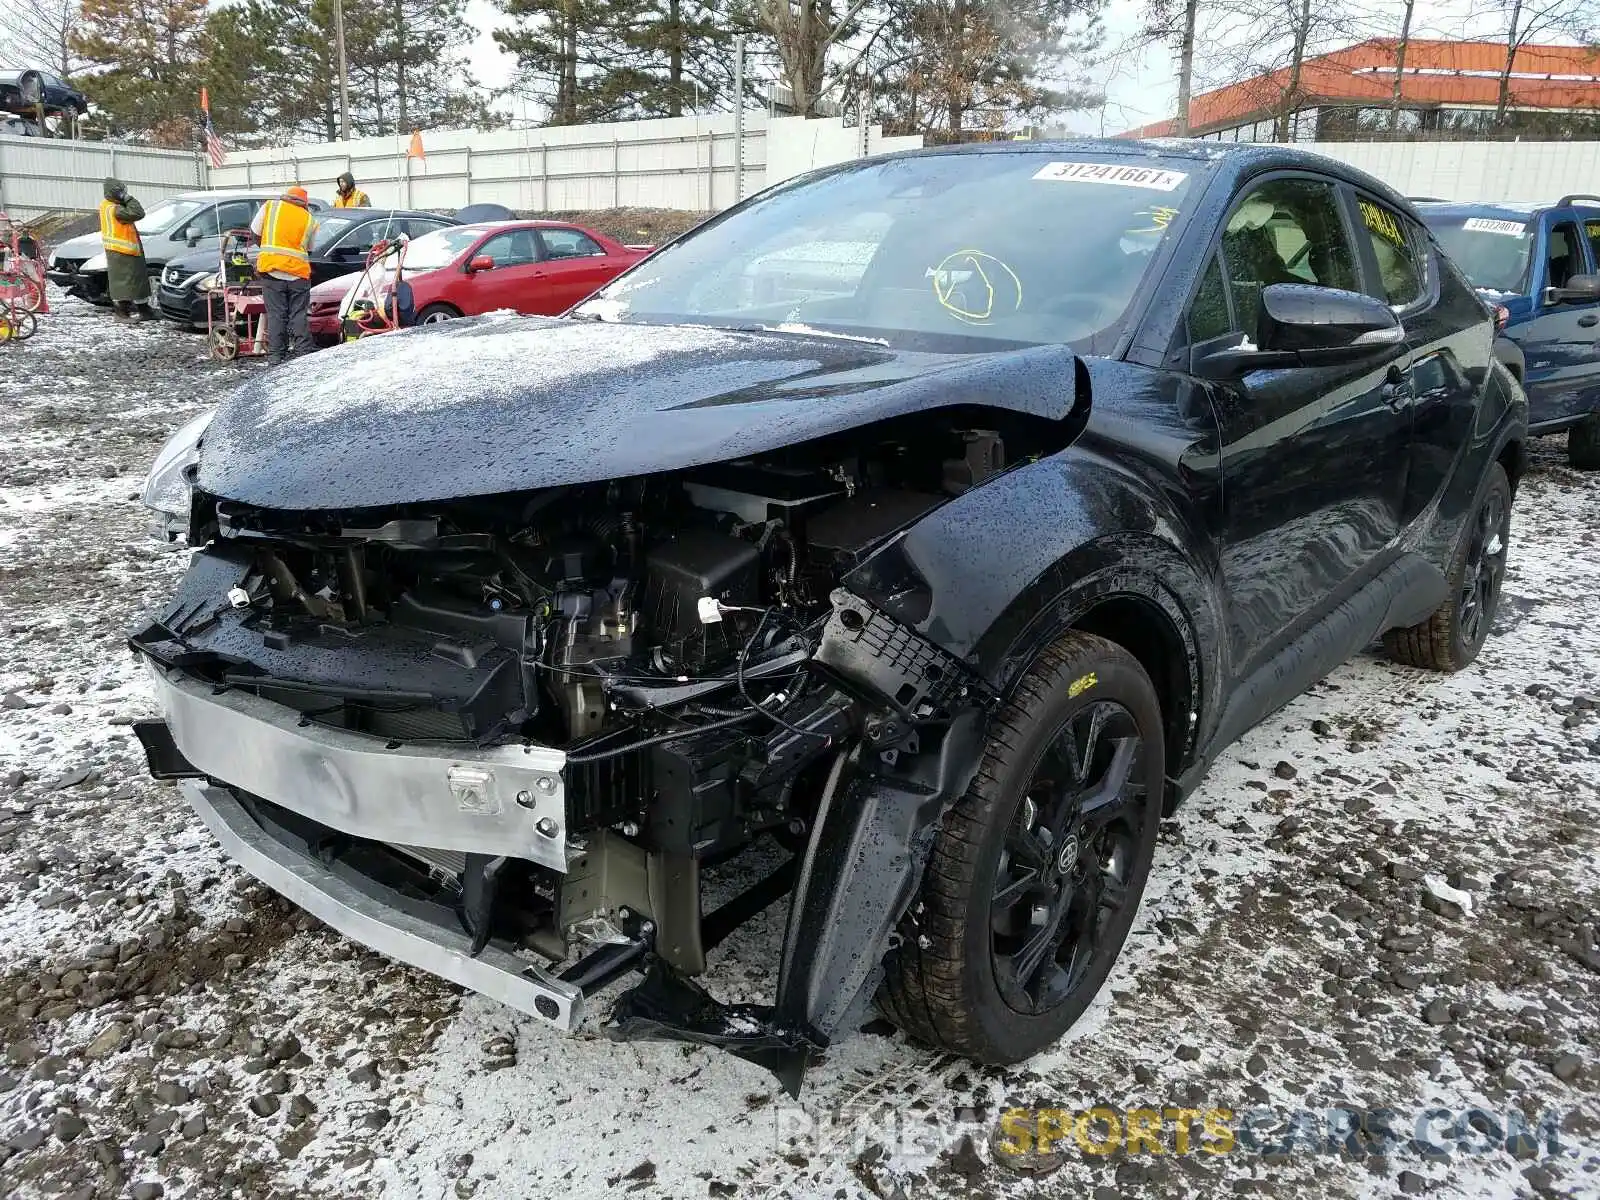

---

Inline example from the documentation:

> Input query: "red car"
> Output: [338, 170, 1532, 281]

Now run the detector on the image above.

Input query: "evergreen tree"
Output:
[71, 0, 209, 146]
[495, 0, 746, 123]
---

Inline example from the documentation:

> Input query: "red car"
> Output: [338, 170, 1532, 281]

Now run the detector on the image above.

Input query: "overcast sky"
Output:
[459, 0, 1568, 135]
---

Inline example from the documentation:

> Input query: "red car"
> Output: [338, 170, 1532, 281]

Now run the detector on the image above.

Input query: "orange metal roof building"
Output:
[1124, 39, 1600, 138]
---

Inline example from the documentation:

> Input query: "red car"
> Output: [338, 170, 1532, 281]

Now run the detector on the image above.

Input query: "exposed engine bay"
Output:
[131, 414, 1021, 1078]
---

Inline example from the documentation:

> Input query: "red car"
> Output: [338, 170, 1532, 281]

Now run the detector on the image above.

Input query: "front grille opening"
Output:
[247, 683, 471, 743]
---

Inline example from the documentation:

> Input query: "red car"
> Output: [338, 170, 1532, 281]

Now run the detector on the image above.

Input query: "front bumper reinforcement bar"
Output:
[181, 780, 588, 1030]
[144, 664, 571, 873]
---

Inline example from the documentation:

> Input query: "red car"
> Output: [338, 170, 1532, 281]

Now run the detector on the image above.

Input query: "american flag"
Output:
[200, 88, 226, 169]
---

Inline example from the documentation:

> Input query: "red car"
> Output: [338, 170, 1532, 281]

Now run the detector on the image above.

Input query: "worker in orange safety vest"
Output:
[250, 184, 320, 365]
[100, 177, 149, 321]
[333, 172, 371, 208]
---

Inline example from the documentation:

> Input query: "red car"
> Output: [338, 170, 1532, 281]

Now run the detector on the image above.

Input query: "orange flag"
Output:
[407, 130, 425, 160]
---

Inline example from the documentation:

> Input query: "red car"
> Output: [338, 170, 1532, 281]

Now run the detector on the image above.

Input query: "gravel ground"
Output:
[0, 294, 1596, 1200]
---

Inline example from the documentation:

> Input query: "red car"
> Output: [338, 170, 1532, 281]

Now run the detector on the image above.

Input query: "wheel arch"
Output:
[1498, 437, 1526, 495]
[842, 448, 1226, 805]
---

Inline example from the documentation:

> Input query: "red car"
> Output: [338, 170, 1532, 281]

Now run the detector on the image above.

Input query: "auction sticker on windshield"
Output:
[1462, 217, 1527, 236]
[1032, 161, 1188, 191]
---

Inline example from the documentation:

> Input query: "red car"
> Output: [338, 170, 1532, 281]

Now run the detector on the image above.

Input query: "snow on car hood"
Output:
[197, 315, 1086, 510]
[50, 231, 102, 264]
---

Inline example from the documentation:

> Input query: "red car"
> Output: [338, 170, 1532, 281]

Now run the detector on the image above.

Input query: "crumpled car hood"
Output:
[197, 315, 1085, 510]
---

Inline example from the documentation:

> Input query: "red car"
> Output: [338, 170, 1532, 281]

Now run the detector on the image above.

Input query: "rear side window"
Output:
[540, 228, 605, 259]
[1358, 197, 1424, 307]
[1586, 219, 1600, 273]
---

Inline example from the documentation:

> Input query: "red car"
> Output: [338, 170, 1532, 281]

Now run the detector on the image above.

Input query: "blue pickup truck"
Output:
[1417, 197, 1600, 467]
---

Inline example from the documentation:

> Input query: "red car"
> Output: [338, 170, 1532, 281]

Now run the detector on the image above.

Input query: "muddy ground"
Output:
[0, 294, 1596, 1200]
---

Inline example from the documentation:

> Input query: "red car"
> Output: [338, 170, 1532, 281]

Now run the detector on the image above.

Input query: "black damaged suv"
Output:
[132, 140, 1523, 1082]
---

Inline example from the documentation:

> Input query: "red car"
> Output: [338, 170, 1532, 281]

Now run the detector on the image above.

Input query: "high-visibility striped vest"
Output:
[257, 199, 316, 279]
[99, 200, 141, 257]
[333, 189, 370, 208]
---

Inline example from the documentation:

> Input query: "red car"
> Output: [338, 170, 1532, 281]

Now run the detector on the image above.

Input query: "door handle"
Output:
[1579, 314, 1598, 327]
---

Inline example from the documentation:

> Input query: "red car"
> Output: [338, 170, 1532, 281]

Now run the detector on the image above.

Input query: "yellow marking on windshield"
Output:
[930, 249, 1023, 325]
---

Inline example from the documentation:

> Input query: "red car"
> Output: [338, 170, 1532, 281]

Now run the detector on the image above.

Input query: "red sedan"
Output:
[309, 220, 650, 342]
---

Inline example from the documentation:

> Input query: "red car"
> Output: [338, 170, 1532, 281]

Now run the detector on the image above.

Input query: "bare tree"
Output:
[1143, 0, 1200, 134]
[1489, 0, 1596, 127]
[0, 0, 85, 78]
[755, 0, 875, 117]
[1194, 0, 1373, 141]
[1388, 0, 1413, 131]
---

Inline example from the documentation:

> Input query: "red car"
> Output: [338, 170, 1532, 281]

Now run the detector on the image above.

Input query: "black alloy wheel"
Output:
[1457, 480, 1508, 651]
[991, 700, 1147, 1016]
[1383, 462, 1512, 672]
[877, 630, 1164, 1063]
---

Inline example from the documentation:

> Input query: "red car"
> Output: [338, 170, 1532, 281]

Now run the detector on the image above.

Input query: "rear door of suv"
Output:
[1521, 208, 1600, 428]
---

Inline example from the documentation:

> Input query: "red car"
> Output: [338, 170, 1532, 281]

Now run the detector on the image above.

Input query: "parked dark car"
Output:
[0, 69, 88, 116]
[131, 141, 1524, 1083]
[156, 208, 457, 329]
[1418, 197, 1600, 466]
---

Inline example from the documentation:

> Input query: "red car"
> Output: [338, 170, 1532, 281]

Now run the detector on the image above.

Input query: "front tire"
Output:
[1569, 414, 1600, 470]
[877, 631, 1164, 1063]
[416, 303, 460, 325]
[1383, 462, 1511, 671]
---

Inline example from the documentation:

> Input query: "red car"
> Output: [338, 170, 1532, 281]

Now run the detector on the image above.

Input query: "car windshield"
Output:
[403, 225, 487, 271]
[135, 199, 206, 234]
[573, 151, 1199, 350]
[1422, 213, 1534, 295]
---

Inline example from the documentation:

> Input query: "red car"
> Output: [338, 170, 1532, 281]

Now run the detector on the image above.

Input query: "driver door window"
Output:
[179, 206, 222, 241]
[476, 230, 540, 267]
[214, 201, 256, 236]
[1220, 178, 1359, 337]
[1544, 222, 1584, 292]
[333, 222, 378, 255]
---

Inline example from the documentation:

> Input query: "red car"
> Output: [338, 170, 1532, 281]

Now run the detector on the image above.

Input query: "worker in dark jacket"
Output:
[99, 177, 148, 321]
[333, 173, 371, 208]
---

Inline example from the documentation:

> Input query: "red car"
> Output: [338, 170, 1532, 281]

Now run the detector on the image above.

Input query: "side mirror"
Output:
[179, 226, 200, 245]
[1545, 273, 1600, 306]
[1194, 283, 1403, 378]
[467, 255, 495, 273]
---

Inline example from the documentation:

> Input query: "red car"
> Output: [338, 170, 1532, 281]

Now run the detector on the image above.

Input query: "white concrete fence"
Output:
[3, 118, 1599, 222]
[0, 110, 920, 221]
[206, 112, 920, 212]
[0, 135, 205, 220]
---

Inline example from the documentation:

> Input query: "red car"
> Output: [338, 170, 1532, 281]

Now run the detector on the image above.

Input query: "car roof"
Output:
[451, 219, 591, 233]
[859, 136, 1417, 213]
[1416, 199, 1600, 219]
[327, 208, 452, 219]
[1415, 201, 1543, 222]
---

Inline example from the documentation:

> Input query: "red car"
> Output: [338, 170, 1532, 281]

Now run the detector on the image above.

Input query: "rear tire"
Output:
[876, 630, 1164, 1063]
[1383, 463, 1511, 672]
[416, 303, 460, 325]
[1569, 413, 1600, 470]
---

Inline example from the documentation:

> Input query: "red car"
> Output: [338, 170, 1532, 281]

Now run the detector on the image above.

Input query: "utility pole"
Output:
[733, 34, 746, 199]
[334, 0, 352, 142]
